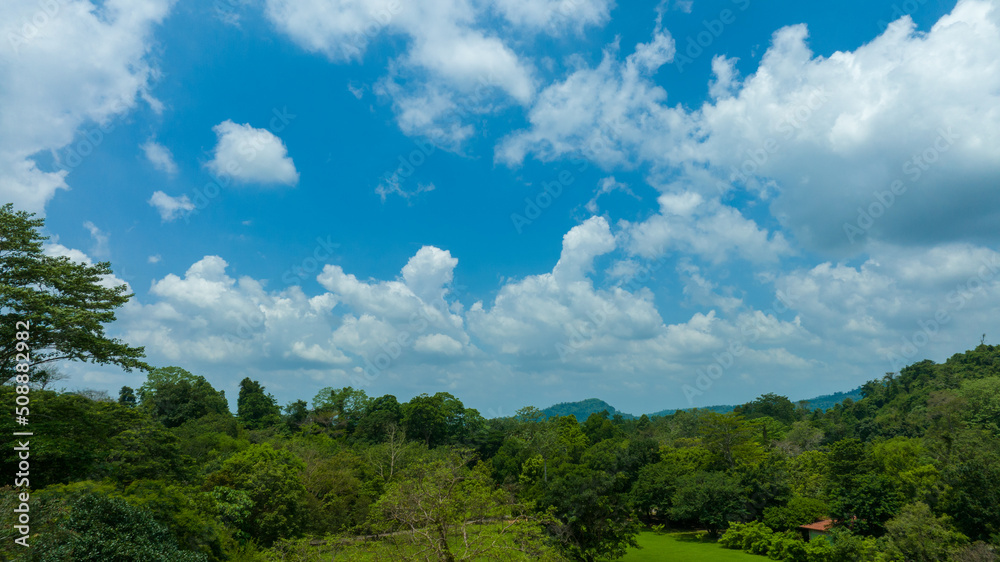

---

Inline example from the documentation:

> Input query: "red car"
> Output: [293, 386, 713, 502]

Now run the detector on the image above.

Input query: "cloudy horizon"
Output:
[3, 0, 999, 416]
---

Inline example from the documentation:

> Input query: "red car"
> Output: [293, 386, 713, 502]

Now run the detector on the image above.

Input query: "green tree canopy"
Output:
[236, 377, 281, 430]
[138, 366, 229, 428]
[204, 443, 309, 547]
[30, 493, 206, 561]
[0, 203, 149, 384]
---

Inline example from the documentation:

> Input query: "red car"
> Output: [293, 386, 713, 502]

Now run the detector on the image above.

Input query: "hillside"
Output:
[541, 387, 865, 420]
[540, 397, 636, 420]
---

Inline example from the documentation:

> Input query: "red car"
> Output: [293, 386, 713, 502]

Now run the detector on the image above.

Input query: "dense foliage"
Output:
[1, 344, 999, 560]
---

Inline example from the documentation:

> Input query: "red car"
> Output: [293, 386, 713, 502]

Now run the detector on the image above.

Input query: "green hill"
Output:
[541, 398, 636, 420]
[540, 387, 865, 420]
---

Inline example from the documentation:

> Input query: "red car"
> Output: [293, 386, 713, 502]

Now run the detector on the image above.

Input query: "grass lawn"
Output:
[622, 531, 761, 561]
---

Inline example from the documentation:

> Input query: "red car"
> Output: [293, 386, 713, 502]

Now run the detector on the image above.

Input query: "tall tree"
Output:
[236, 377, 280, 429]
[205, 443, 309, 547]
[372, 449, 558, 562]
[138, 366, 229, 428]
[0, 203, 149, 384]
[118, 385, 137, 407]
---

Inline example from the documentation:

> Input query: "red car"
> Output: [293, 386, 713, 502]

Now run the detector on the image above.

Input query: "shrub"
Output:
[767, 530, 808, 561]
[720, 521, 774, 552]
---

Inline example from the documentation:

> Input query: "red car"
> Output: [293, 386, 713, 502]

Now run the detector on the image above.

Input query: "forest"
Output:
[2, 344, 1000, 561]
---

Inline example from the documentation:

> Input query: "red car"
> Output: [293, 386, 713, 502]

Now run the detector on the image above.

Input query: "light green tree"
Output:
[371, 448, 558, 562]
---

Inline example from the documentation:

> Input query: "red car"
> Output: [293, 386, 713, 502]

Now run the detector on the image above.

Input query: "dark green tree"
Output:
[236, 377, 281, 430]
[0, 203, 150, 385]
[30, 493, 206, 561]
[138, 366, 229, 428]
[827, 439, 904, 535]
[402, 392, 482, 447]
[0, 386, 146, 487]
[735, 393, 799, 424]
[204, 443, 309, 546]
[103, 420, 195, 486]
[541, 463, 639, 561]
[283, 399, 309, 432]
[669, 470, 749, 536]
[354, 393, 403, 442]
[119, 385, 137, 407]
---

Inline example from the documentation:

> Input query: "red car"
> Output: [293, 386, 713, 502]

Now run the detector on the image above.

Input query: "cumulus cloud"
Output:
[264, 0, 558, 149]
[43, 242, 128, 290]
[206, 120, 299, 186]
[0, 0, 172, 214]
[492, 0, 614, 31]
[142, 139, 178, 175]
[500, 0, 1000, 254]
[622, 192, 793, 263]
[774, 242, 1000, 370]
[496, 29, 679, 167]
[148, 191, 195, 221]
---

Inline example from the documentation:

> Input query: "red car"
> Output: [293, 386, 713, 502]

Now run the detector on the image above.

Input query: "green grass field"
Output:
[622, 531, 761, 561]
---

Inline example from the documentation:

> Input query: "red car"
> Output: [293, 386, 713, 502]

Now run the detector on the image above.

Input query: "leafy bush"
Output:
[764, 496, 829, 531]
[30, 493, 207, 561]
[720, 521, 774, 551]
[767, 530, 808, 561]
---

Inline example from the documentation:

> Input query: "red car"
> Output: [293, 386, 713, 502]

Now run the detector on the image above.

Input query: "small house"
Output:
[798, 519, 834, 541]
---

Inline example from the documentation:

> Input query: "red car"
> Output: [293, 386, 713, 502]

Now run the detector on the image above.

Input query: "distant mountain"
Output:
[538, 387, 865, 421]
[540, 398, 636, 420]
[648, 404, 737, 417]
[795, 387, 864, 411]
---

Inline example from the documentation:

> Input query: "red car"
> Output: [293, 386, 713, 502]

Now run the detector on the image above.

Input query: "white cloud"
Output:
[623, 192, 793, 263]
[585, 176, 638, 213]
[43, 242, 128, 289]
[82, 221, 109, 259]
[101, 217, 1000, 413]
[206, 120, 299, 186]
[0, 0, 172, 214]
[500, 0, 1000, 254]
[492, 0, 614, 31]
[148, 190, 195, 221]
[413, 333, 464, 356]
[142, 139, 178, 175]
[496, 30, 680, 167]
[773, 242, 1000, 370]
[375, 176, 435, 203]
[265, 0, 545, 149]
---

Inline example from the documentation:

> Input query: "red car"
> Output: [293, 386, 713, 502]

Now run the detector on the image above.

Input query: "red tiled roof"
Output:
[799, 519, 834, 532]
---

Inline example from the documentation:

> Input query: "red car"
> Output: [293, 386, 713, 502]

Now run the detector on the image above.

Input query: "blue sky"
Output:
[3, 0, 999, 416]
